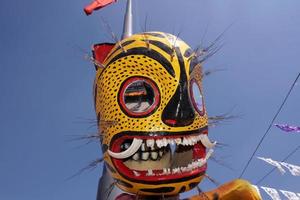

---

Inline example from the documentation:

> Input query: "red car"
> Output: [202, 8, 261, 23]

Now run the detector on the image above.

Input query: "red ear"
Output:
[93, 43, 115, 70]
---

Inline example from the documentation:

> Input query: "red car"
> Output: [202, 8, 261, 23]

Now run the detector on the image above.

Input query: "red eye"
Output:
[119, 77, 160, 117]
[190, 79, 205, 115]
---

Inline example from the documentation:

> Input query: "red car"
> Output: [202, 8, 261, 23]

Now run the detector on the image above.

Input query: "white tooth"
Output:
[175, 138, 182, 145]
[181, 167, 186, 172]
[159, 150, 163, 157]
[197, 135, 202, 142]
[192, 161, 198, 169]
[132, 153, 139, 161]
[133, 171, 140, 176]
[141, 143, 146, 151]
[163, 168, 167, 174]
[183, 137, 188, 146]
[167, 168, 171, 174]
[191, 136, 197, 144]
[151, 151, 158, 160]
[162, 138, 168, 147]
[200, 134, 217, 149]
[187, 138, 192, 146]
[108, 138, 143, 159]
[146, 169, 154, 176]
[198, 159, 205, 167]
[156, 139, 162, 148]
[172, 168, 180, 174]
[142, 152, 150, 160]
[146, 139, 155, 148]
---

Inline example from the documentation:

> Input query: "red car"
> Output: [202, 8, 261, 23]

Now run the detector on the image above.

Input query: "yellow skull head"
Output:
[94, 32, 212, 196]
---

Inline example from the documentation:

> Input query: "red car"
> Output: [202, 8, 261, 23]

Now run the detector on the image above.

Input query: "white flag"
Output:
[280, 162, 300, 176]
[261, 186, 281, 200]
[280, 190, 300, 200]
[257, 157, 286, 174]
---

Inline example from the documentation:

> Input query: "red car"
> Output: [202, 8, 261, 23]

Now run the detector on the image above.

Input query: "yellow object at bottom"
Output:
[188, 179, 261, 200]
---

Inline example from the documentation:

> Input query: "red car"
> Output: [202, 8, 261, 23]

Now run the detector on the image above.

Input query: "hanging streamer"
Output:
[257, 157, 300, 176]
[280, 162, 300, 176]
[261, 186, 282, 200]
[274, 124, 300, 133]
[253, 185, 300, 200]
[280, 190, 300, 200]
[257, 157, 286, 174]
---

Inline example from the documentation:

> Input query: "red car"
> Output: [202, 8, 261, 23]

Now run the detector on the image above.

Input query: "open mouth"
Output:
[108, 129, 216, 182]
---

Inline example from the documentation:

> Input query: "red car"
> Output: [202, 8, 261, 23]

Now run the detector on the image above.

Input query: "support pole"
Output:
[122, 0, 133, 39]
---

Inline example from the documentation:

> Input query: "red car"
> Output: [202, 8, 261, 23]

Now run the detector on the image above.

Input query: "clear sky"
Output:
[0, 0, 300, 199]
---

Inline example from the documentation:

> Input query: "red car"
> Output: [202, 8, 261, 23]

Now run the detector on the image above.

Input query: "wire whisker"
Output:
[65, 158, 104, 181]
[100, 16, 126, 53]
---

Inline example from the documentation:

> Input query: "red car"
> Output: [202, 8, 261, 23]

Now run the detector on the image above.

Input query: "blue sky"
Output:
[0, 0, 299, 199]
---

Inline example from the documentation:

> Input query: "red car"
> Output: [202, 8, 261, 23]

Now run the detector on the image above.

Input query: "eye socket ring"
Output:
[190, 79, 205, 116]
[119, 77, 160, 117]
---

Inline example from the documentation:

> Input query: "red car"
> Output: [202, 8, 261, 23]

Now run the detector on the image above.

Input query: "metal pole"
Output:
[122, 0, 133, 39]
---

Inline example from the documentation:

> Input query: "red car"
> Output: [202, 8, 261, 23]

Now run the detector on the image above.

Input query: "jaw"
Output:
[108, 129, 214, 183]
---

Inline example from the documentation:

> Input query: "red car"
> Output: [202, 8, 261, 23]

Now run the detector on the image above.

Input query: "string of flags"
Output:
[274, 124, 300, 133]
[257, 157, 300, 176]
[253, 185, 300, 200]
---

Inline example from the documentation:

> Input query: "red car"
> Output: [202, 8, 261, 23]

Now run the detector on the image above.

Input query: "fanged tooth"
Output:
[108, 138, 143, 159]
[132, 153, 139, 161]
[146, 139, 155, 148]
[141, 151, 150, 160]
[133, 171, 140, 176]
[200, 135, 217, 149]
[151, 151, 158, 160]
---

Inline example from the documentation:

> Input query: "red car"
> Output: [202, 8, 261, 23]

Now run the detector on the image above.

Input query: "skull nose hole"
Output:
[162, 85, 195, 127]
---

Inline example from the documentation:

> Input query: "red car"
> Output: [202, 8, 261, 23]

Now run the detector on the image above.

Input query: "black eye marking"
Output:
[162, 47, 195, 127]
[147, 40, 173, 56]
[107, 47, 175, 77]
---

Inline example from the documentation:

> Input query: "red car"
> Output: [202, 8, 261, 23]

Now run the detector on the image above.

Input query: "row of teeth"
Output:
[145, 134, 216, 149]
[131, 143, 166, 161]
[108, 135, 216, 159]
[131, 149, 214, 176]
